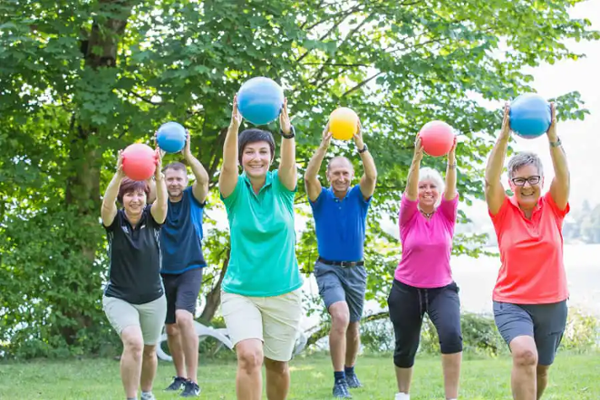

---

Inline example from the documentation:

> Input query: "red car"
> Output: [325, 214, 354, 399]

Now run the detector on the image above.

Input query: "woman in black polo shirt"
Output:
[100, 149, 168, 400]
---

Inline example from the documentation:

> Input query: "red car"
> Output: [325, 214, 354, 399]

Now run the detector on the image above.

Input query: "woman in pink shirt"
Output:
[388, 136, 461, 400]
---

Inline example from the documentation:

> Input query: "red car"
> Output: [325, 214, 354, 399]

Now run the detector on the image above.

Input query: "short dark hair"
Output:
[238, 128, 276, 165]
[117, 178, 150, 205]
[162, 162, 188, 174]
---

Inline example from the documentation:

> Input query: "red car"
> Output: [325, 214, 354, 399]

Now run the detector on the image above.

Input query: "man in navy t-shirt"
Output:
[305, 120, 377, 398]
[159, 132, 209, 397]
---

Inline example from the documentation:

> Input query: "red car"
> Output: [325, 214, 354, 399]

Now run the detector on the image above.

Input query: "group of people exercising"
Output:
[101, 96, 570, 400]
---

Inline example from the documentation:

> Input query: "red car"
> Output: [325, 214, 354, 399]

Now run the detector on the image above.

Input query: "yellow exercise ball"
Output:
[329, 107, 358, 141]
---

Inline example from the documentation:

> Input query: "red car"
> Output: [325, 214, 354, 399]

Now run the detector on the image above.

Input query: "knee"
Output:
[264, 358, 288, 375]
[175, 310, 194, 328]
[143, 345, 156, 359]
[439, 328, 463, 354]
[537, 365, 549, 379]
[347, 322, 360, 340]
[330, 307, 350, 332]
[393, 347, 416, 369]
[238, 347, 263, 373]
[122, 335, 143, 360]
[513, 348, 538, 367]
[166, 323, 180, 337]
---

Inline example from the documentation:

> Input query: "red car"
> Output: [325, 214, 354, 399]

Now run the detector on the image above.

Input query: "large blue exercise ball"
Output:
[237, 77, 284, 125]
[509, 93, 551, 138]
[157, 122, 186, 153]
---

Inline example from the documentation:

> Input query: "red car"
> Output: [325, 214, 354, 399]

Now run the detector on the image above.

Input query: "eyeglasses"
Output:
[511, 175, 541, 186]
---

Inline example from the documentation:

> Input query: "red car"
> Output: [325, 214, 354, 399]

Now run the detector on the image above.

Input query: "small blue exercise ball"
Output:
[237, 77, 284, 125]
[509, 93, 551, 138]
[157, 122, 186, 153]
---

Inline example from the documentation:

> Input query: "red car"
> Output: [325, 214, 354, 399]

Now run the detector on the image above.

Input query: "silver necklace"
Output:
[419, 208, 434, 218]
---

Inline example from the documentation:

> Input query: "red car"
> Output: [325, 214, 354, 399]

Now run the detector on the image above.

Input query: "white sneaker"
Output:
[395, 393, 410, 400]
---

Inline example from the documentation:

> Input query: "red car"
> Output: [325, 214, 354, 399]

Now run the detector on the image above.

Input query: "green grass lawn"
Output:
[0, 353, 597, 399]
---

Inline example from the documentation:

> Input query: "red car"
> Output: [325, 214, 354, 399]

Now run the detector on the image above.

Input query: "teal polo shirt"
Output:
[220, 170, 303, 297]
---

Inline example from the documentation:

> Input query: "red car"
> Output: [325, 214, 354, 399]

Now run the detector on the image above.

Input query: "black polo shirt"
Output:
[103, 205, 164, 304]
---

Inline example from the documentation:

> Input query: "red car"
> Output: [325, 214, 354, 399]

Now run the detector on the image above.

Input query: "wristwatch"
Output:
[280, 125, 295, 139]
[549, 137, 561, 147]
[358, 143, 368, 153]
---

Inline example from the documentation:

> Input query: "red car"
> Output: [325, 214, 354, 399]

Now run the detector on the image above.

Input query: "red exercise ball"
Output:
[418, 121, 455, 157]
[122, 143, 156, 180]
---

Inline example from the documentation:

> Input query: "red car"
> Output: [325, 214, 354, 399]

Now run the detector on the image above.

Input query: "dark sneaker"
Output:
[165, 376, 187, 391]
[180, 380, 201, 397]
[346, 373, 363, 388]
[332, 379, 352, 398]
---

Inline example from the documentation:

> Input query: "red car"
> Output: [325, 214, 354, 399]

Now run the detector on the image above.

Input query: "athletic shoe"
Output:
[180, 380, 201, 397]
[140, 392, 156, 400]
[346, 373, 363, 388]
[165, 376, 187, 391]
[333, 379, 352, 398]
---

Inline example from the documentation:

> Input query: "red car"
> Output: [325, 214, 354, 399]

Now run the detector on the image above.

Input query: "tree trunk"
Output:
[305, 310, 390, 347]
[58, 0, 136, 345]
[199, 249, 230, 323]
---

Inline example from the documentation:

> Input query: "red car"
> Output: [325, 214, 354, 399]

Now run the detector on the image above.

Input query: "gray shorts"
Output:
[314, 260, 367, 322]
[103, 295, 167, 345]
[493, 300, 568, 366]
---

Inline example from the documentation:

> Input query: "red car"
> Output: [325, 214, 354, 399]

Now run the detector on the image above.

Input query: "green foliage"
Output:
[1, 0, 598, 357]
[358, 309, 599, 358]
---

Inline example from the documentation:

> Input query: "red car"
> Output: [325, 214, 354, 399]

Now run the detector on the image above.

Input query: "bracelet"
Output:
[447, 163, 457, 169]
[280, 125, 295, 139]
[549, 137, 561, 147]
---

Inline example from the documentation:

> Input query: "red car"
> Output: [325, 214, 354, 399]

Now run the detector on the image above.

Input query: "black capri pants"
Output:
[387, 279, 463, 368]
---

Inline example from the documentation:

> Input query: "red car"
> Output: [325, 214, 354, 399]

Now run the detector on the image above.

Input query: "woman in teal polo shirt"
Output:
[219, 95, 303, 400]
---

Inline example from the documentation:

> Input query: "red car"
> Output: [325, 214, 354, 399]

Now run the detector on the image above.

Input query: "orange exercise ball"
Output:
[329, 107, 359, 141]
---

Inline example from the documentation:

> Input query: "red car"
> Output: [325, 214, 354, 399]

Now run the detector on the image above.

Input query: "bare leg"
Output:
[235, 339, 263, 400]
[328, 302, 350, 372]
[395, 366, 413, 394]
[265, 357, 290, 400]
[166, 323, 186, 378]
[536, 365, 550, 399]
[345, 322, 360, 368]
[140, 344, 158, 392]
[176, 310, 199, 383]
[510, 336, 538, 400]
[441, 352, 461, 399]
[120, 326, 144, 399]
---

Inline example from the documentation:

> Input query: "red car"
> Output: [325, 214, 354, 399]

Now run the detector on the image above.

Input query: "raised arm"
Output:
[219, 96, 242, 198]
[150, 149, 168, 224]
[547, 103, 569, 210]
[183, 130, 210, 204]
[405, 136, 424, 201]
[355, 120, 377, 200]
[278, 98, 297, 191]
[304, 122, 331, 202]
[101, 151, 125, 227]
[444, 137, 458, 200]
[485, 104, 510, 215]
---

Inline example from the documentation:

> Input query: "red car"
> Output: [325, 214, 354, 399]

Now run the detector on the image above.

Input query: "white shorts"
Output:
[102, 295, 167, 345]
[221, 289, 302, 362]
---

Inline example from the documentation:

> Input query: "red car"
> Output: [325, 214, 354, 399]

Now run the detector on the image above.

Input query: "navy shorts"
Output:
[161, 268, 203, 325]
[493, 300, 568, 366]
[313, 259, 367, 323]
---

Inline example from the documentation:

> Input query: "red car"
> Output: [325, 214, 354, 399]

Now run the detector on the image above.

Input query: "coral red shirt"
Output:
[489, 192, 570, 304]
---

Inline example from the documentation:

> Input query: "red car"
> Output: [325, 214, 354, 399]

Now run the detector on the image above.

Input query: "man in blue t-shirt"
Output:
[158, 132, 209, 398]
[305, 120, 377, 398]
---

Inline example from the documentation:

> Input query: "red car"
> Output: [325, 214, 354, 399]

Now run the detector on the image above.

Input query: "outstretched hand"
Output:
[231, 95, 242, 129]
[321, 121, 332, 148]
[154, 147, 163, 180]
[279, 98, 291, 135]
[500, 103, 511, 139]
[353, 119, 364, 148]
[413, 136, 424, 162]
[182, 130, 192, 159]
[547, 102, 558, 141]
[116, 150, 125, 177]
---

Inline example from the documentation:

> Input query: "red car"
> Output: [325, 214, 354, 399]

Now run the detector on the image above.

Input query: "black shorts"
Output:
[161, 268, 203, 325]
[387, 279, 463, 368]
